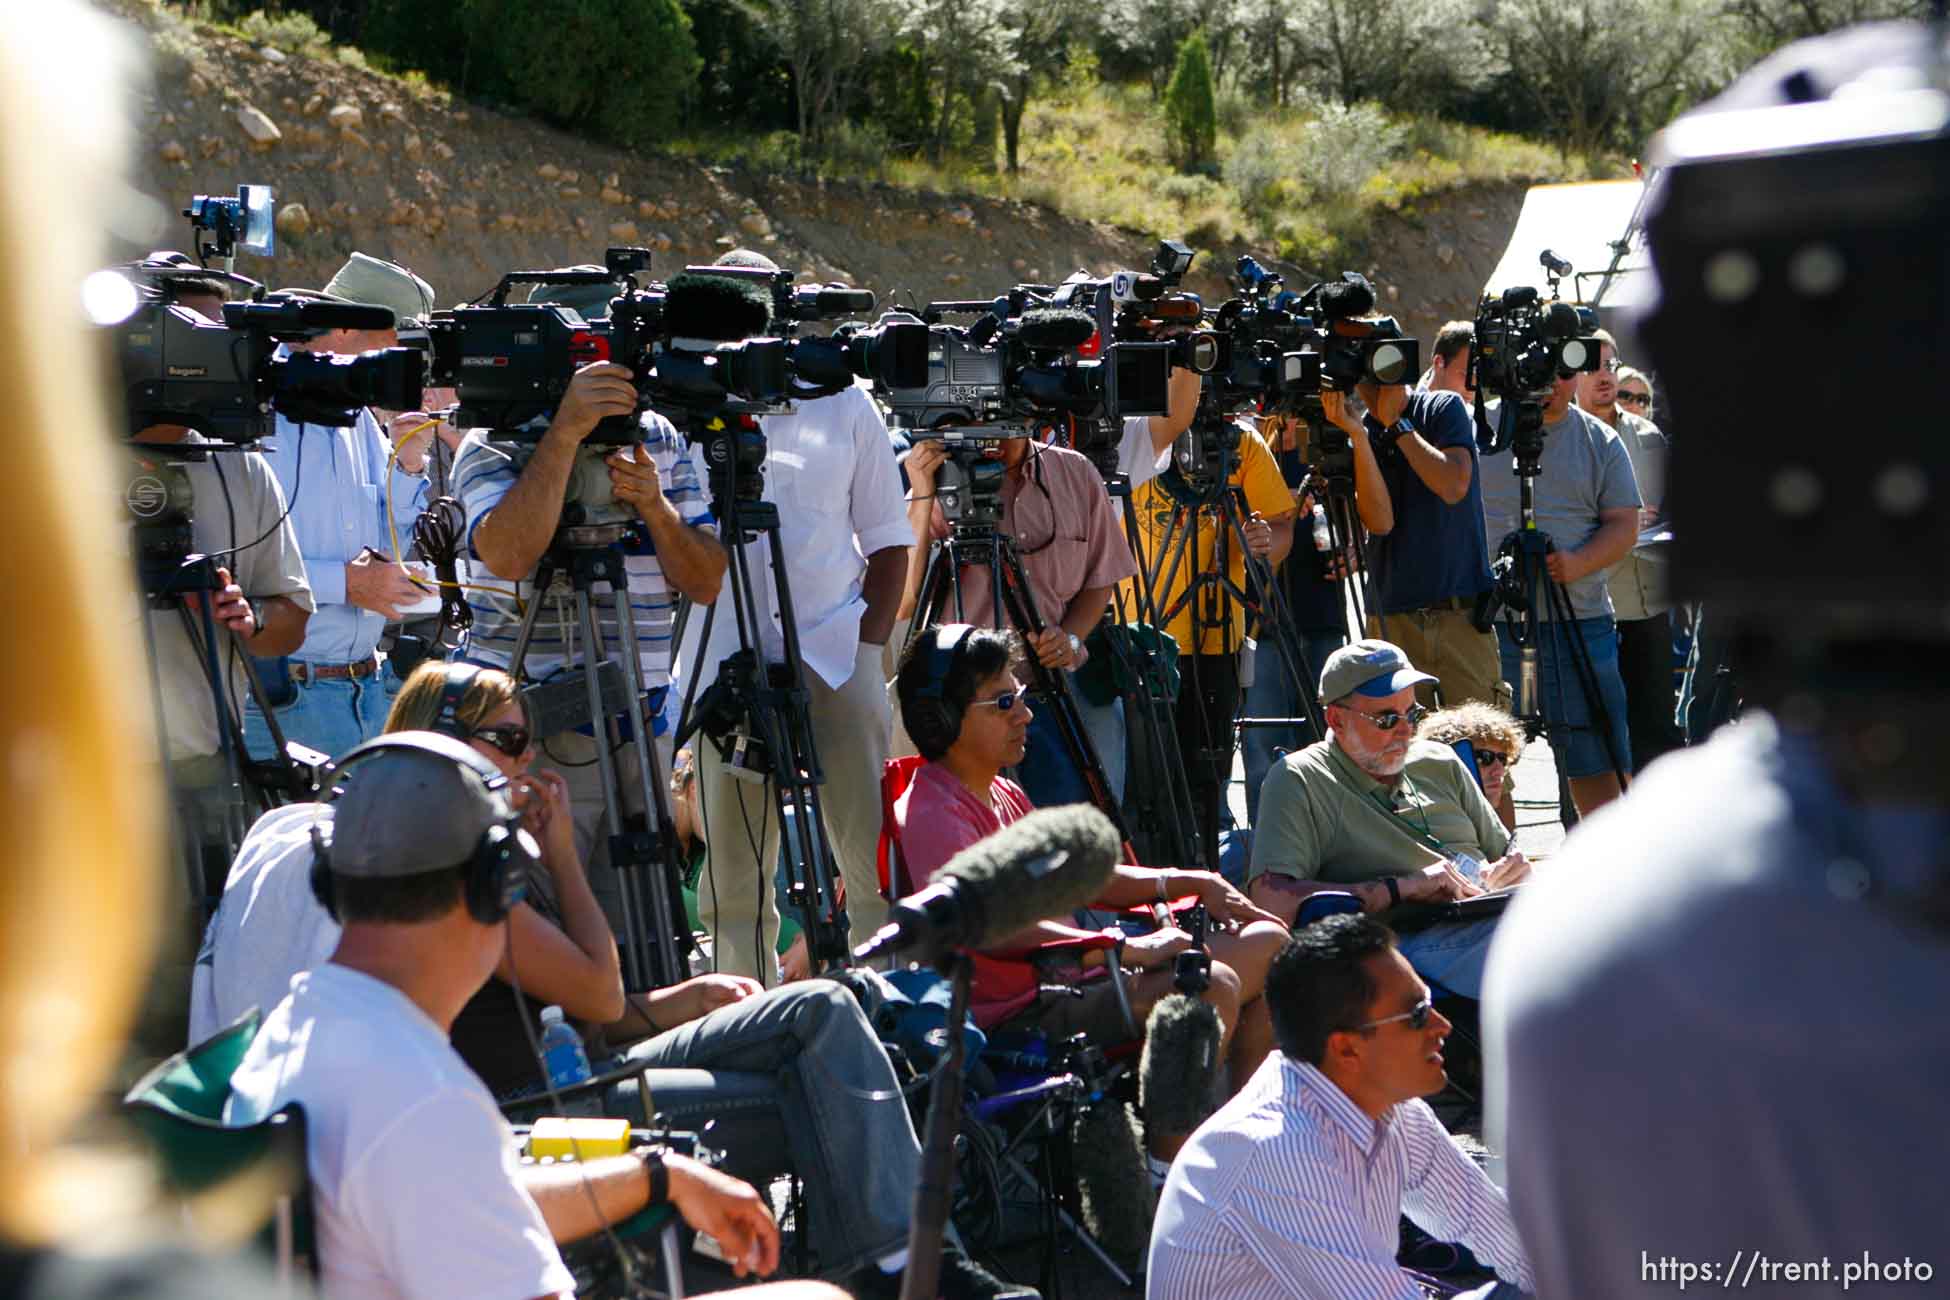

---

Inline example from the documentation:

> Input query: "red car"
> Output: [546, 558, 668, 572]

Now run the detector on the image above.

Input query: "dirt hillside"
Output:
[117, 2, 1523, 347]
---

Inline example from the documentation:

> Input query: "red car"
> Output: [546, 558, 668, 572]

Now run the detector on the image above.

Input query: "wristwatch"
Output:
[637, 1146, 670, 1206]
[1067, 632, 1083, 661]
[1374, 416, 1416, 450]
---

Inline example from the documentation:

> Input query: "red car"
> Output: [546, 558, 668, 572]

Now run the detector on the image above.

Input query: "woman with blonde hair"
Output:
[1417, 702, 1526, 833]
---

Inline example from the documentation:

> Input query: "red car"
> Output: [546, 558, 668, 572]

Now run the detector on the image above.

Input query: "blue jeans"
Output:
[1396, 918, 1497, 1000]
[606, 981, 918, 1279]
[1495, 616, 1631, 780]
[1014, 684, 1126, 809]
[1242, 628, 1346, 828]
[243, 658, 400, 764]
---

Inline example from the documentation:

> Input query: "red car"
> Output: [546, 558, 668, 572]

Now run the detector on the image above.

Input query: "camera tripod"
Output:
[504, 520, 693, 994]
[1490, 400, 1630, 785]
[910, 511, 1131, 842]
[1141, 413, 1325, 860]
[675, 428, 851, 976]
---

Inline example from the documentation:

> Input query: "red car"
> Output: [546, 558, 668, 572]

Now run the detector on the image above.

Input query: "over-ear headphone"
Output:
[308, 732, 537, 926]
[907, 623, 977, 755]
[432, 661, 482, 739]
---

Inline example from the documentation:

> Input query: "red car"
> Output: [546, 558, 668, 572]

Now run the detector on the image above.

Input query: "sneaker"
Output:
[851, 1244, 1040, 1300]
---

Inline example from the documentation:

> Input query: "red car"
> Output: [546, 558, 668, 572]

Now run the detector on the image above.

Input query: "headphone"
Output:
[906, 623, 978, 755]
[432, 661, 483, 739]
[308, 732, 537, 926]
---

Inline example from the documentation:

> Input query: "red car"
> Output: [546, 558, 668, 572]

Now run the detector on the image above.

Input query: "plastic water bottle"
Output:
[539, 1005, 593, 1090]
[1311, 503, 1332, 552]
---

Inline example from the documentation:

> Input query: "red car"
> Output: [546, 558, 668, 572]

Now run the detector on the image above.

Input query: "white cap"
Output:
[539, 1004, 566, 1025]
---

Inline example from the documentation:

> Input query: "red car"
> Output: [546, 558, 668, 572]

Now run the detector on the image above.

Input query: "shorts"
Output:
[1496, 615, 1631, 780]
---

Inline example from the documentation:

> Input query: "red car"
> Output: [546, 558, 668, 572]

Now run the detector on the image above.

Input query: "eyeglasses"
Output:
[1599, 358, 1621, 373]
[470, 724, 532, 758]
[1474, 749, 1511, 770]
[1618, 391, 1652, 407]
[1357, 995, 1434, 1032]
[1340, 702, 1429, 731]
[969, 689, 1027, 714]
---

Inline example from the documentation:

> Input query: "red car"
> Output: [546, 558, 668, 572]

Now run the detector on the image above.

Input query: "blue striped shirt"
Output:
[453, 413, 712, 687]
[1147, 1054, 1533, 1299]
[256, 406, 429, 664]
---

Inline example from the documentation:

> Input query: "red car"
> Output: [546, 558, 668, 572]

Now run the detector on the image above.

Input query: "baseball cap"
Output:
[525, 264, 619, 322]
[322, 251, 436, 330]
[322, 734, 513, 879]
[1318, 639, 1439, 703]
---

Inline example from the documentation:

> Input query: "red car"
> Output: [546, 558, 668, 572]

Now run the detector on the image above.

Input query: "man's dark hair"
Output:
[1266, 913, 1397, 1065]
[896, 626, 1021, 760]
[331, 865, 469, 925]
[1433, 320, 1474, 365]
[160, 273, 231, 307]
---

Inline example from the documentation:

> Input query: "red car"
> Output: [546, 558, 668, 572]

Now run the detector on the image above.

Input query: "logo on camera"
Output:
[127, 475, 170, 519]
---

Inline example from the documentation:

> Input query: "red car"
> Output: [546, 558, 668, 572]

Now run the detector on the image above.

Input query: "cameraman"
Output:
[1423, 320, 1476, 402]
[674, 248, 912, 982]
[243, 252, 439, 762]
[1321, 368, 1503, 715]
[133, 267, 313, 898]
[457, 287, 725, 934]
[1478, 371, 1642, 816]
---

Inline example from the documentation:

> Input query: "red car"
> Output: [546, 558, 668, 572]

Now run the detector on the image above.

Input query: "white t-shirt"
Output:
[227, 965, 574, 1300]
[189, 804, 342, 1046]
[1118, 416, 1169, 487]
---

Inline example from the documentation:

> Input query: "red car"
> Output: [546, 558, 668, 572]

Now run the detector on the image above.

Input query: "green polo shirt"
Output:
[1248, 737, 1509, 884]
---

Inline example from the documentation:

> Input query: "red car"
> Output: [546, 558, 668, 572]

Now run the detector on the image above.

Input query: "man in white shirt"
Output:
[225, 734, 822, 1300]
[1147, 913, 1532, 1299]
[673, 250, 913, 981]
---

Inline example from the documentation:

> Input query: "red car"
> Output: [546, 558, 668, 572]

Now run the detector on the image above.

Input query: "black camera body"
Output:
[909, 428, 1011, 528]
[1472, 285, 1602, 401]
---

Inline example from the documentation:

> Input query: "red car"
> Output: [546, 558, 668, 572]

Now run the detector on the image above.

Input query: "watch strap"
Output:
[1384, 876, 1402, 908]
[638, 1146, 669, 1206]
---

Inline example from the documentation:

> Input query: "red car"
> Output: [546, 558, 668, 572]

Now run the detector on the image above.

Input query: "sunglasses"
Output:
[1618, 391, 1652, 407]
[1474, 749, 1511, 770]
[969, 689, 1027, 714]
[1341, 702, 1429, 731]
[470, 724, 532, 758]
[1358, 995, 1434, 1032]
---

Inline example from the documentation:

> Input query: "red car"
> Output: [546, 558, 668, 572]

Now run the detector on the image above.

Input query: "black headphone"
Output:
[906, 623, 978, 755]
[308, 731, 538, 926]
[432, 661, 483, 738]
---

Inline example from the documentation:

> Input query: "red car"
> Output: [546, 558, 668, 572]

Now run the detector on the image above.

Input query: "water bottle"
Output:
[539, 1005, 593, 1090]
[1311, 503, 1332, 552]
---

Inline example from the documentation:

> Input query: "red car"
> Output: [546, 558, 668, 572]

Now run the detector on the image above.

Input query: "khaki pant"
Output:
[1368, 608, 1510, 712]
[696, 643, 892, 981]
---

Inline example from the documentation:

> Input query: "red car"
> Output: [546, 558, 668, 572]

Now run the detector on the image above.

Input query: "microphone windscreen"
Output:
[1317, 273, 1376, 321]
[1140, 993, 1222, 1138]
[665, 272, 771, 341]
[1070, 1097, 1154, 1270]
[934, 803, 1119, 949]
[1016, 307, 1097, 352]
[1544, 300, 1584, 340]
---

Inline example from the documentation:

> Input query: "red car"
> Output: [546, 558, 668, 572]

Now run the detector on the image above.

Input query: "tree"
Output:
[994, 0, 1089, 172]
[1163, 28, 1217, 168]
[767, 0, 903, 145]
[1717, 0, 1927, 63]
[1279, 0, 1473, 112]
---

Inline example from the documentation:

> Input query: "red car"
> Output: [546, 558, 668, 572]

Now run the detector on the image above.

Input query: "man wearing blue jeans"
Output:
[245, 254, 439, 762]
[1478, 371, 1642, 817]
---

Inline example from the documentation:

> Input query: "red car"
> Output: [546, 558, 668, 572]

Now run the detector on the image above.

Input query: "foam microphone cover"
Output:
[1016, 307, 1097, 352]
[1140, 993, 1223, 1138]
[1544, 299, 1584, 340]
[665, 272, 772, 342]
[1069, 1095, 1155, 1269]
[1318, 272, 1377, 321]
[934, 803, 1120, 948]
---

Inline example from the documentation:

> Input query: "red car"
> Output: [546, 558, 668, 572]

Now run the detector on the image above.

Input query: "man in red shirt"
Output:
[892, 624, 1288, 1166]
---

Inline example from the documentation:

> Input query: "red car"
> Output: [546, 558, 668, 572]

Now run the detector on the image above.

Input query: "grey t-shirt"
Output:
[135, 437, 313, 760]
[1483, 716, 1950, 1298]
[1479, 404, 1642, 620]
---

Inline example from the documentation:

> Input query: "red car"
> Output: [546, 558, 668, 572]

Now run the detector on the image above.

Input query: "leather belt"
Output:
[1395, 596, 1473, 616]
[290, 656, 379, 684]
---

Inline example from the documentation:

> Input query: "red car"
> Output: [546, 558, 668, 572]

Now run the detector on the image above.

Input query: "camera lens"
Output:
[1370, 341, 1412, 385]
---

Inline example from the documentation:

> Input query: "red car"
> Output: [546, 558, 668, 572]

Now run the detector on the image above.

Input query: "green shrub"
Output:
[1162, 30, 1216, 169]
[468, 0, 702, 149]
[238, 8, 331, 55]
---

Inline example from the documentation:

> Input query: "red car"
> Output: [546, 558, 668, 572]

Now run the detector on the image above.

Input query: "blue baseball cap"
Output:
[1318, 639, 1439, 702]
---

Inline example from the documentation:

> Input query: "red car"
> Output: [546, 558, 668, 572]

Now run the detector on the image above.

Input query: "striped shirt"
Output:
[453, 412, 713, 687]
[1147, 1054, 1533, 1300]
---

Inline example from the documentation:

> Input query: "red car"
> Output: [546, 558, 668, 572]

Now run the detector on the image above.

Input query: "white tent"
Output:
[1482, 178, 1656, 322]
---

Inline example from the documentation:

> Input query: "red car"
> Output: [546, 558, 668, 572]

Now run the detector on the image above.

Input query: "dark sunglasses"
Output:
[1342, 702, 1429, 731]
[969, 689, 1026, 714]
[1618, 391, 1652, 407]
[470, 724, 532, 758]
[1358, 995, 1434, 1032]
[1475, 749, 1511, 769]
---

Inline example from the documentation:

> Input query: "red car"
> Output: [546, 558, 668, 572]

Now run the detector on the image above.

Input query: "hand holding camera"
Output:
[547, 361, 639, 445]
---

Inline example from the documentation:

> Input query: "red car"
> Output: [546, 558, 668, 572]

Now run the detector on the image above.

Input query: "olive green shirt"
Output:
[1248, 737, 1509, 884]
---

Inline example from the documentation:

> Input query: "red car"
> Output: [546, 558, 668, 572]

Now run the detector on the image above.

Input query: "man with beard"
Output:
[1245, 642, 1529, 998]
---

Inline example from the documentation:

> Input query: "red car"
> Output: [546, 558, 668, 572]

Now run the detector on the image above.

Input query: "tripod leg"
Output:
[609, 584, 690, 990]
[573, 588, 648, 991]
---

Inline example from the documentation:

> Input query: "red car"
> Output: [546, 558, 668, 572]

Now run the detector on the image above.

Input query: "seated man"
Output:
[200, 663, 1033, 1300]
[223, 735, 824, 1300]
[892, 624, 1289, 1164]
[1147, 914, 1533, 1299]
[1247, 641, 1531, 999]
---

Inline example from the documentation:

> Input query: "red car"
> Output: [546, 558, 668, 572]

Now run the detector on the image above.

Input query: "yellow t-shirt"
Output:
[1120, 426, 1297, 656]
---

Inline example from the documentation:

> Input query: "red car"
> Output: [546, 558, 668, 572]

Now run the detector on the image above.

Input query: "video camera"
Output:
[1470, 251, 1604, 469]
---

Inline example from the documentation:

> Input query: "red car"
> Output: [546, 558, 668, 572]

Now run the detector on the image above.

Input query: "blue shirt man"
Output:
[244, 254, 438, 762]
